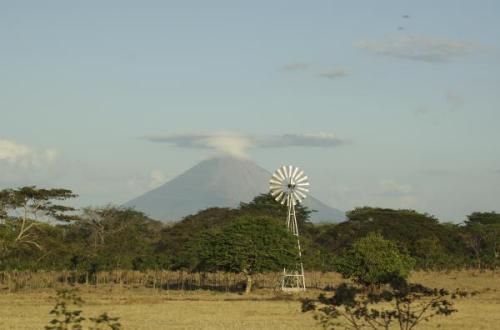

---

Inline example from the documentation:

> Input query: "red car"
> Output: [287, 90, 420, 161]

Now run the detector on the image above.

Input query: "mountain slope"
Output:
[124, 157, 345, 223]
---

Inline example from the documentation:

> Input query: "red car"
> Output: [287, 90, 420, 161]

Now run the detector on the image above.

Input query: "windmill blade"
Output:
[269, 185, 283, 191]
[296, 175, 308, 183]
[269, 178, 282, 186]
[292, 191, 302, 204]
[270, 188, 282, 197]
[270, 187, 283, 194]
[269, 183, 283, 190]
[270, 182, 282, 188]
[297, 187, 309, 193]
[288, 165, 293, 179]
[295, 189, 307, 199]
[272, 173, 284, 182]
[290, 168, 300, 185]
[276, 168, 285, 181]
[271, 190, 283, 199]
[281, 165, 287, 178]
[274, 191, 285, 202]
[280, 195, 287, 205]
[281, 165, 289, 179]
[297, 182, 310, 187]
[294, 170, 305, 182]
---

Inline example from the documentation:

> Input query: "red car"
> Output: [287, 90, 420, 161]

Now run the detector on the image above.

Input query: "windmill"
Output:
[269, 165, 309, 291]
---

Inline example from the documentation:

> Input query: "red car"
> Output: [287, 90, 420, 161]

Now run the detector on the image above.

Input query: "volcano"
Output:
[124, 157, 345, 223]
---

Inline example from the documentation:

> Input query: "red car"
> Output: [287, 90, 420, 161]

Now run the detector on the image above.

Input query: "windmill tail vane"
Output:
[269, 165, 309, 291]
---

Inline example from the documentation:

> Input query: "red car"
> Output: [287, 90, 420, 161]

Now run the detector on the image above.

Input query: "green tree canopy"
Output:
[317, 207, 464, 270]
[461, 212, 500, 270]
[155, 207, 239, 269]
[156, 194, 313, 270]
[68, 206, 163, 271]
[466, 212, 500, 226]
[239, 193, 312, 227]
[0, 186, 78, 252]
[191, 214, 298, 293]
[0, 186, 78, 222]
[335, 232, 415, 290]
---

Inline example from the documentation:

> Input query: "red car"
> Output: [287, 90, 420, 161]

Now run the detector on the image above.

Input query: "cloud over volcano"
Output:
[143, 132, 346, 158]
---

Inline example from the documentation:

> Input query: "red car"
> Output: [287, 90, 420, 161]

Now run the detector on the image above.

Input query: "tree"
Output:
[413, 237, 448, 270]
[155, 207, 239, 270]
[157, 194, 314, 271]
[316, 207, 461, 270]
[462, 212, 500, 271]
[240, 193, 325, 269]
[0, 186, 77, 250]
[192, 215, 298, 294]
[344, 208, 441, 253]
[303, 232, 465, 329]
[466, 212, 500, 226]
[301, 280, 466, 330]
[0, 189, 9, 222]
[239, 193, 313, 228]
[335, 232, 415, 291]
[69, 206, 163, 271]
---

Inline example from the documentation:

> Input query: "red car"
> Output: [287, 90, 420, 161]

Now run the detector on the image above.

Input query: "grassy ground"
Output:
[0, 271, 498, 329]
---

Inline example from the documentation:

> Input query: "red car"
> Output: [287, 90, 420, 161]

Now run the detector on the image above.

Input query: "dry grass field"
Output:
[0, 271, 498, 330]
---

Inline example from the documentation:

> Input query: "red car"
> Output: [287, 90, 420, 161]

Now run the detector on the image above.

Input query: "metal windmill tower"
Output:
[269, 165, 309, 291]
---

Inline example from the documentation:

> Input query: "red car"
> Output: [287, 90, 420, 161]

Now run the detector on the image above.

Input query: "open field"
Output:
[0, 271, 498, 330]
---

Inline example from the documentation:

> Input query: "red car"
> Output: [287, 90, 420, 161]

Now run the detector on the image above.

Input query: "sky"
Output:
[1, 0, 499, 222]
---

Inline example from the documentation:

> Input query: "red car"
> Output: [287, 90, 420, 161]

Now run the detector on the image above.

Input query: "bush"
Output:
[335, 232, 415, 289]
[45, 288, 121, 330]
[301, 280, 467, 330]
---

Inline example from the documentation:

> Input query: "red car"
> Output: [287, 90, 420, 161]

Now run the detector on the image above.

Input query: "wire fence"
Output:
[0, 270, 343, 293]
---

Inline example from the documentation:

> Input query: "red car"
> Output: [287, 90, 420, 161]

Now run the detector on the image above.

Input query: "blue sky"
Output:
[1, 1, 499, 222]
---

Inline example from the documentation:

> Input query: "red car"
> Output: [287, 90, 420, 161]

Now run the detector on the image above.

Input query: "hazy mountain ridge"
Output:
[124, 157, 345, 223]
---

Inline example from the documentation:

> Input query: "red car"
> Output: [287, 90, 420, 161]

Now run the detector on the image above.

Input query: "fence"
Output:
[0, 270, 342, 293]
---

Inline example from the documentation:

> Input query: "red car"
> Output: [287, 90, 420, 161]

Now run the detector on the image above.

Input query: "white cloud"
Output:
[0, 138, 58, 167]
[149, 169, 166, 188]
[144, 132, 346, 157]
[145, 132, 253, 158]
[202, 132, 253, 158]
[357, 35, 486, 62]
[319, 68, 348, 79]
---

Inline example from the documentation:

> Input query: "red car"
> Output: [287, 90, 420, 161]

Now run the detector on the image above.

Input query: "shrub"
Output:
[45, 288, 121, 330]
[301, 280, 467, 330]
[335, 232, 415, 289]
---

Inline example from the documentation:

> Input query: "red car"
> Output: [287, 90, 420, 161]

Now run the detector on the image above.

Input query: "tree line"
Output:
[0, 186, 499, 278]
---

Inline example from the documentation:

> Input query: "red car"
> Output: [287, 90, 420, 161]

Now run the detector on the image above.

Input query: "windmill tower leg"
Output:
[282, 195, 306, 291]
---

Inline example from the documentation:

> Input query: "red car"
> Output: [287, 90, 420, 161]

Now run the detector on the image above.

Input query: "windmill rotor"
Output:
[269, 165, 309, 206]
